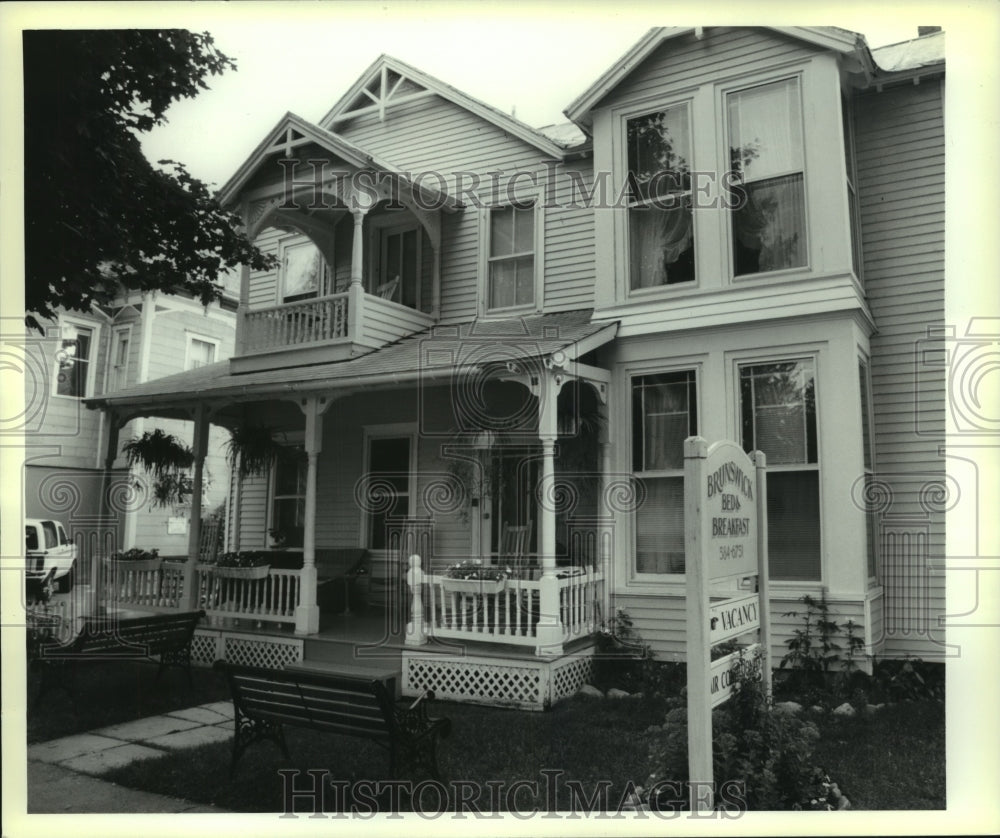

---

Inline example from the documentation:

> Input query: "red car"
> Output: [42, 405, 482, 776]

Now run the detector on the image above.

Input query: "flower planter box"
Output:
[441, 577, 506, 596]
[210, 565, 271, 581]
[106, 557, 163, 573]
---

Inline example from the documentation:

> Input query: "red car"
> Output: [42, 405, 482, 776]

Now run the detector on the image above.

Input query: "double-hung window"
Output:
[626, 103, 695, 289]
[109, 326, 130, 392]
[186, 336, 218, 370]
[55, 321, 95, 397]
[728, 78, 807, 276]
[486, 205, 535, 311]
[739, 359, 820, 580]
[632, 370, 698, 574]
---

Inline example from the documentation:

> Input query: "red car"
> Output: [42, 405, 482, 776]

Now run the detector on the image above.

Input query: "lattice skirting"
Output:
[191, 628, 303, 669]
[402, 647, 594, 711]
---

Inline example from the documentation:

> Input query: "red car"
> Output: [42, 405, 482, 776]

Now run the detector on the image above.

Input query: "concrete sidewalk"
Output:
[27, 701, 236, 813]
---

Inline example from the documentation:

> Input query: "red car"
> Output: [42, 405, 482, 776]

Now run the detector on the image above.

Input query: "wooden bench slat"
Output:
[216, 660, 450, 780]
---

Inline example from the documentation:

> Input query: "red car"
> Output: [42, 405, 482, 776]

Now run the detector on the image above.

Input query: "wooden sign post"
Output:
[684, 437, 771, 812]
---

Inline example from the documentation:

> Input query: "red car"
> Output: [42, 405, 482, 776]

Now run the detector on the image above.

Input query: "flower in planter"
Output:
[212, 551, 270, 568]
[110, 547, 160, 562]
[445, 560, 509, 582]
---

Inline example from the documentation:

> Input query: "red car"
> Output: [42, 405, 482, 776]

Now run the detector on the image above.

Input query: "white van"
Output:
[25, 519, 78, 595]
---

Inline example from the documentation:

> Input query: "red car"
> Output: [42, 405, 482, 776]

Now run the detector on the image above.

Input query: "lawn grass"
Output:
[811, 700, 945, 809]
[27, 658, 945, 812]
[26, 658, 231, 744]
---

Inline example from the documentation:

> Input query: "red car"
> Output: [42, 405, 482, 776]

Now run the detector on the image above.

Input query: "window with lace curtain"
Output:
[739, 359, 820, 581]
[631, 370, 698, 574]
[626, 102, 695, 290]
[728, 78, 807, 276]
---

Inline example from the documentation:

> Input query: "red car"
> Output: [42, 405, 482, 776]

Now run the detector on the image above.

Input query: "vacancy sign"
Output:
[684, 437, 772, 812]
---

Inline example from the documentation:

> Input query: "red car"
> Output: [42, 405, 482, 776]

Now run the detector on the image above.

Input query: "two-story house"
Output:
[25, 287, 238, 577]
[86, 26, 946, 709]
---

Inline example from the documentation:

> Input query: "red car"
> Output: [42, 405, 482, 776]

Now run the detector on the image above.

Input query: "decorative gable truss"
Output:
[330, 64, 434, 125]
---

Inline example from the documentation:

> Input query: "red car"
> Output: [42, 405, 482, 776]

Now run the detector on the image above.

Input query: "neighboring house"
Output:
[25, 287, 238, 562]
[86, 26, 947, 707]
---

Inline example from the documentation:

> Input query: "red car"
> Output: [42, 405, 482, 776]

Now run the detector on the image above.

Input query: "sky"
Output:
[127, 6, 935, 189]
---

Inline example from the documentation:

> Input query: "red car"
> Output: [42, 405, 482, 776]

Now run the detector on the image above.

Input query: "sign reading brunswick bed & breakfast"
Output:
[684, 436, 772, 812]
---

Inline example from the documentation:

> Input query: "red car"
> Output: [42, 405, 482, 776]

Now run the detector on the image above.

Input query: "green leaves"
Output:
[23, 30, 274, 327]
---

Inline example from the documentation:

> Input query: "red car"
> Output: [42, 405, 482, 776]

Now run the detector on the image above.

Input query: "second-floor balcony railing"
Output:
[235, 285, 436, 366]
[242, 292, 350, 350]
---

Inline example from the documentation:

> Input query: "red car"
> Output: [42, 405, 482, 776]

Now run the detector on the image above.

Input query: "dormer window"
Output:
[626, 103, 695, 289]
[728, 77, 807, 276]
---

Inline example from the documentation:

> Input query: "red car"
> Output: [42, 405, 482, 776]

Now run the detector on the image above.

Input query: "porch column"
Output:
[295, 396, 323, 635]
[535, 371, 564, 656]
[347, 208, 367, 342]
[181, 403, 209, 611]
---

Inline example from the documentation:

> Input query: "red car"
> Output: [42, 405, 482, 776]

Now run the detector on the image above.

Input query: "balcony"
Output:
[232, 283, 435, 374]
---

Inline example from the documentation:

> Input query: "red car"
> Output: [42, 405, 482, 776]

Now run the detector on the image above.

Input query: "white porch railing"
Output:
[241, 292, 350, 350]
[99, 560, 186, 612]
[196, 566, 301, 627]
[98, 561, 301, 628]
[408, 557, 604, 655]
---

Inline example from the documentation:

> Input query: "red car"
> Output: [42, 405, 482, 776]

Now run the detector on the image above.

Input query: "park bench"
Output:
[30, 609, 205, 704]
[214, 661, 451, 780]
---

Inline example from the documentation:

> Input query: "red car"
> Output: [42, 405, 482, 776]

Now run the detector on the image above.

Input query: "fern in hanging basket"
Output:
[122, 430, 195, 507]
[225, 425, 289, 480]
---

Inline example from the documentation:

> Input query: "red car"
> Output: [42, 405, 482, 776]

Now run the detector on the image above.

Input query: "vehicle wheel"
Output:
[56, 563, 74, 594]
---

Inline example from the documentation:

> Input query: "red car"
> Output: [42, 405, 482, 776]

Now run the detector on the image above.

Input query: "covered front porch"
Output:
[88, 311, 619, 703]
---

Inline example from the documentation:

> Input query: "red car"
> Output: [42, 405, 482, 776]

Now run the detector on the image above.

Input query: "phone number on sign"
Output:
[719, 544, 744, 562]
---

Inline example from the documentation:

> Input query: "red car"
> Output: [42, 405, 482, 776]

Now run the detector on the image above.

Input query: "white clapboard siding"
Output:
[855, 78, 946, 659]
[602, 27, 822, 109]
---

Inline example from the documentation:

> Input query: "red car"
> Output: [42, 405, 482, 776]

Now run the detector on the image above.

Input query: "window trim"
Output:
[733, 351, 823, 585]
[858, 354, 878, 582]
[479, 197, 543, 316]
[360, 422, 418, 551]
[106, 324, 133, 393]
[51, 316, 100, 399]
[719, 70, 812, 284]
[627, 363, 701, 580]
[621, 96, 699, 295]
[185, 332, 220, 371]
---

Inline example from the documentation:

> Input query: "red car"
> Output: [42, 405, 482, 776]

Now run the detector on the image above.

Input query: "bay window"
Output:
[739, 359, 820, 581]
[728, 78, 807, 276]
[487, 205, 535, 310]
[626, 103, 695, 289]
[632, 370, 698, 573]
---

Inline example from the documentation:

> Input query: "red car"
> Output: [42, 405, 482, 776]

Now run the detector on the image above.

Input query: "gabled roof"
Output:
[86, 310, 617, 410]
[217, 111, 460, 210]
[565, 26, 875, 129]
[318, 54, 570, 161]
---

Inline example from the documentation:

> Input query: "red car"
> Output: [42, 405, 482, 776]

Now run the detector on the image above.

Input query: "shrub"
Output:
[645, 651, 824, 810]
[110, 547, 160, 562]
[778, 592, 866, 703]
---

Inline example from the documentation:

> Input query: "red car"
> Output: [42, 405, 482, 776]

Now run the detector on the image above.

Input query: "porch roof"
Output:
[86, 309, 618, 414]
